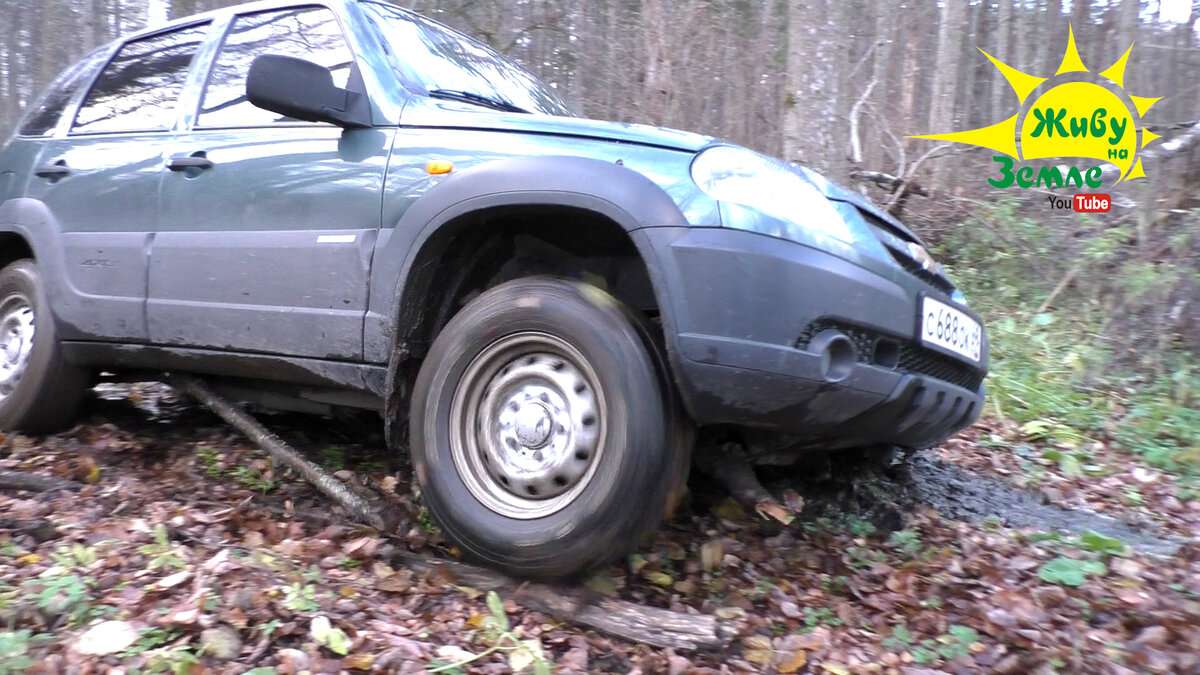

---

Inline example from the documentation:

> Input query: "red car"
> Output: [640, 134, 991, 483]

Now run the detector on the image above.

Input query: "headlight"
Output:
[690, 146, 855, 245]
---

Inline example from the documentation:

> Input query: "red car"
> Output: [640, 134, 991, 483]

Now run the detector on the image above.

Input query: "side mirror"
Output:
[246, 55, 371, 128]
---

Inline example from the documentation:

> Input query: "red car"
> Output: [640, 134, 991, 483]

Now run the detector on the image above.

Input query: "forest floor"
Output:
[0, 383, 1197, 674]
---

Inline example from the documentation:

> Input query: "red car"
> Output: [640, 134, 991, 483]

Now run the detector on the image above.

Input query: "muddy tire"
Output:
[0, 260, 88, 432]
[409, 277, 685, 579]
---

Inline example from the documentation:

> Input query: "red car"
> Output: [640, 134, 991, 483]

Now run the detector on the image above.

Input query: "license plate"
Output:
[920, 296, 982, 363]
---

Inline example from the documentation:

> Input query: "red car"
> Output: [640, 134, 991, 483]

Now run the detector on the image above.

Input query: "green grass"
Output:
[932, 202, 1198, 489]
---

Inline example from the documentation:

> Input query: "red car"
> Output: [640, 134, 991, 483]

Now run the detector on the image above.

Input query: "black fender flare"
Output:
[0, 198, 74, 316]
[367, 154, 691, 361]
[369, 154, 693, 447]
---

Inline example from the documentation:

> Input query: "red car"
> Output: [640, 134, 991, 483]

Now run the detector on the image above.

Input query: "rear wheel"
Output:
[409, 277, 685, 579]
[0, 260, 88, 432]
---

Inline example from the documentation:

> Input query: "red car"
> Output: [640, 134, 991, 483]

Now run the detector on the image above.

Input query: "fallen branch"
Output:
[849, 170, 930, 197]
[0, 469, 82, 493]
[171, 375, 738, 651]
[389, 549, 740, 651]
[1036, 258, 1084, 314]
[0, 517, 61, 542]
[168, 375, 389, 531]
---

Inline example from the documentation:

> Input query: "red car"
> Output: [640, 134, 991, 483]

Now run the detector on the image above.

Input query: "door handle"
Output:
[166, 153, 214, 171]
[34, 160, 70, 179]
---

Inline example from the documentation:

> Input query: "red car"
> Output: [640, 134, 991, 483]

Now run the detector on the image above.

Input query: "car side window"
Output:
[17, 50, 106, 137]
[71, 23, 210, 135]
[196, 7, 354, 128]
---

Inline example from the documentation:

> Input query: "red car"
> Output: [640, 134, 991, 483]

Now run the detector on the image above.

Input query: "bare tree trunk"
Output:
[1, 1, 22, 135]
[927, 0, 968, 188]
[782, 0, 847, 177]
[867, 5, 895, 171]
[992, 0, 1014, 117]
[1040, 0, 1064, 75]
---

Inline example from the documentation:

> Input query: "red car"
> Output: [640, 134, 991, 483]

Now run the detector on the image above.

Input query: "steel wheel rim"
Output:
[449, 331, 606, 519]
[0, 293, 35, 402]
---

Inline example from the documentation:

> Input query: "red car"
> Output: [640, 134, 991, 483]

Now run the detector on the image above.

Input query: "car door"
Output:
[150, 6, 391, 360]
[23, 23, 211, 342]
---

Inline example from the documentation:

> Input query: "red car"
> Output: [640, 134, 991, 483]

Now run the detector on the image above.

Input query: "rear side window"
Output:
[17, 52, 103, 137]
[197, 7, 353, 128]
[72, 23, 210, 134]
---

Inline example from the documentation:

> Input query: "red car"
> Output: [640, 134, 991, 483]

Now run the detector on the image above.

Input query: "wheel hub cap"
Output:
[511, 400, 554, 449]
[0, 295, 35, 402]
[450, 332, 606, 519]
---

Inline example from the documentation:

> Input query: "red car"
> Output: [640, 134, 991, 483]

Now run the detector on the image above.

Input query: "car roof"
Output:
[114, 0, 382, 44]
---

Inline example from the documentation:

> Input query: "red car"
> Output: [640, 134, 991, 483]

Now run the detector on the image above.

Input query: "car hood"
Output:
[793, 163, 925, 245]
[401, 99, 713, 152]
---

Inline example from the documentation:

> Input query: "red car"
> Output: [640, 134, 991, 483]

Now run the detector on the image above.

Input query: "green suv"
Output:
[0, 0, 987, 578]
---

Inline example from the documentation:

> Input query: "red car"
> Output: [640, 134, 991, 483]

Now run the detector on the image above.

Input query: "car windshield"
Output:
[360, 2, 574, 117]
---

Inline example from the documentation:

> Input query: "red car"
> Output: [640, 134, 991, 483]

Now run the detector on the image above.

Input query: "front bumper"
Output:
[634, 226, 988, 450]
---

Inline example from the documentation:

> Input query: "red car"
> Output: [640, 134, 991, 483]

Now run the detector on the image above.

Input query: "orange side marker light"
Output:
[426, 160, 454, 175]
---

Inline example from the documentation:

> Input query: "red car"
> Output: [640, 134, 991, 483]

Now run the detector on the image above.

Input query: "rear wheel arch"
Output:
[0, 231, 36, 269]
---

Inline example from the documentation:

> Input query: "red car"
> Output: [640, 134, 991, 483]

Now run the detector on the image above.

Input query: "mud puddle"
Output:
[901, 453, 1186, 555]
[784, 449, 1188, 556]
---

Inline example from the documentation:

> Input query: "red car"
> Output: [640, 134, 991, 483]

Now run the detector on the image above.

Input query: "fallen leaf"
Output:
[712, 498, 747, 521]
[1115, 587, 1148, 605]
[435, 644, 475, 662]
[1038, 556, 1105, 587]
[310, 616, 352, 656]
[202, 549, 234, 575]
[700, 540, 723, 571]
[644, 571, 674, 587]
[510, 638, 545, 672]
[776, 648, 808, 673]
[342, 537, 380, 559]
[742, 635, 773, 666]
[376, 575, 412, 593]
[714, 606, 746, 620]
[152, 570, 192, 590]
[200, 625, 243, 661]
[344, 653, 375, 671]
[453, 585, 483, 600]
[584, 573, 617, 595]
[163, 604, 201, 625]
[755, 500, 796, 524]
[75, 620, 139, 655]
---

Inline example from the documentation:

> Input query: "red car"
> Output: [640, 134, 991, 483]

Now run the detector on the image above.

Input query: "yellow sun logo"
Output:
[912, 24, 1162, 184]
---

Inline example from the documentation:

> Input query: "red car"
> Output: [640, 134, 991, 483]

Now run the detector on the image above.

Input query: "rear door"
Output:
[150, 6, 391, 360]
[24, 23, 211, 342]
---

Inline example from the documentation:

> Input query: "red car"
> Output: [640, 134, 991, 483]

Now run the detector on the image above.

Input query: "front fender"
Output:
[364, 155, 693, 363]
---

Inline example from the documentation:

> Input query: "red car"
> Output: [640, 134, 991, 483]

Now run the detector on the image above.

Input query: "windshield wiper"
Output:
[427, 89, 528, 113]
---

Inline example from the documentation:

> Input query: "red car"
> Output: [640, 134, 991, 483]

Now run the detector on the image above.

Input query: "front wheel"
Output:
[409, 277, 686, 579]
